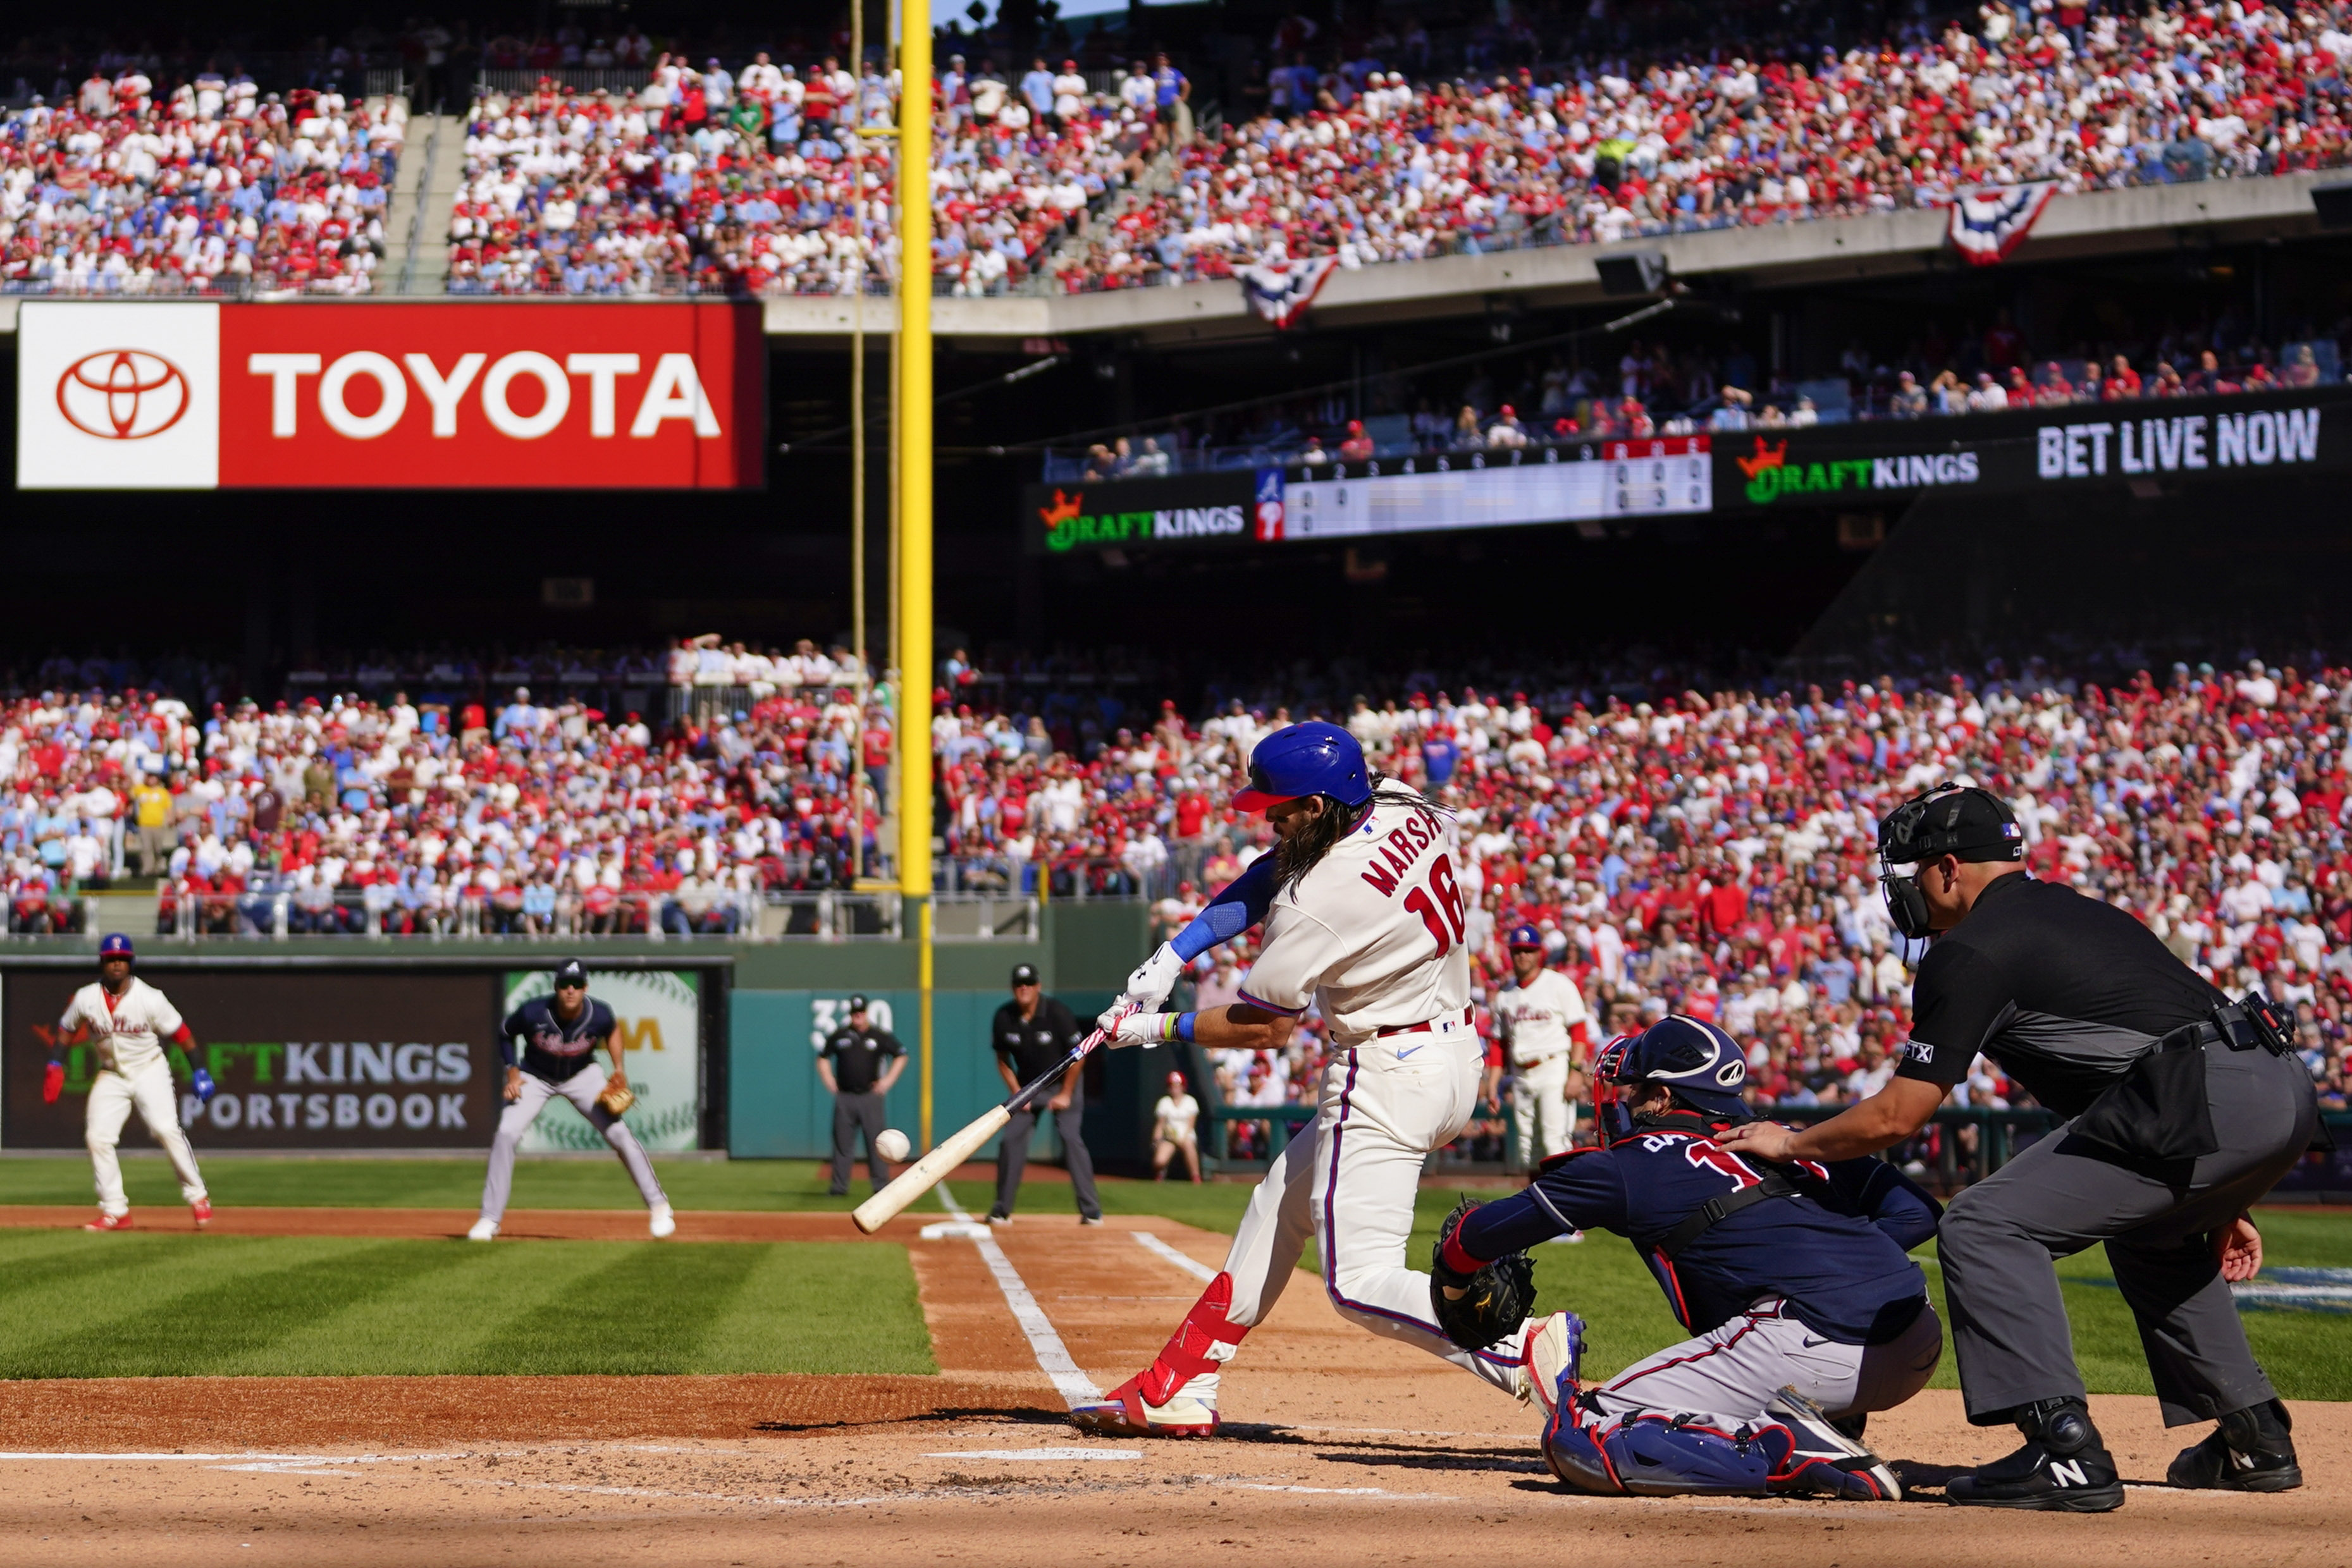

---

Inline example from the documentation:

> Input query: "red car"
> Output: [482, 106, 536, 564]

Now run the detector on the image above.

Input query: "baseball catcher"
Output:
[1439, 1015, 1944, 1500]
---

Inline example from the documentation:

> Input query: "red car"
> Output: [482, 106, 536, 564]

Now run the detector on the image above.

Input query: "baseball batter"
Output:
[1441, 1016, 1943, 1499]
[469, 959, 674, 1241]
[53, 934, 215, 1230]
[1489, 924, 1593, 1166]
[1071, 721, 1542, 1438]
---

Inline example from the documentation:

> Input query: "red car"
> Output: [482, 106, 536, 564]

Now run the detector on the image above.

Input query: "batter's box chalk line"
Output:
[1133, 1230, 1219, 1282]
[917, 1175, 1102, 1407]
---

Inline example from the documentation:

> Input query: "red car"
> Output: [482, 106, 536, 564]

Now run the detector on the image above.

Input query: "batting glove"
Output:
[40, 1060, 63, 1104]
[190, 1067, 218, 1103]
[1108, 1008, 1172, 1049]
[1099, 943, 1185, 1032]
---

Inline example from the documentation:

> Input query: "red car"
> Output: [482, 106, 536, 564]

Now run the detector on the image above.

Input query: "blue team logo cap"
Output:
[99, 933, 135, 961]
[1233, 721, 1372, 813]
[1506, 924, 1544, 950]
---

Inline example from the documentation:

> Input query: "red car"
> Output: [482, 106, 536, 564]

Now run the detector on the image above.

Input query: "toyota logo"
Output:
[56, 349, 191, 441]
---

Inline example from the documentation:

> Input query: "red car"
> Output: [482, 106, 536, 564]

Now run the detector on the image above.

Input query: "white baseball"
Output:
[875, 1129, 912, 1163]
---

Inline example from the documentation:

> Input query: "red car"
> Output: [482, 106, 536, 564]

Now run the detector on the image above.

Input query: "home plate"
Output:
[926, 1449, 1142, 1462]
[920, 1222, 992, 1240]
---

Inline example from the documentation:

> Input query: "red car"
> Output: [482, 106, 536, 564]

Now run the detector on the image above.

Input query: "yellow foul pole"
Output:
[895, 7, 936, 1151]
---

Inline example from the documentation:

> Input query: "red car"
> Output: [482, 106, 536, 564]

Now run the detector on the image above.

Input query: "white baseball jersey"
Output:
[61, 977, 185, 1075]
[1154, 1093, 1200, 1142]
[1493, 967, 1591, 1067]
[1238, 797, 1473, 1047]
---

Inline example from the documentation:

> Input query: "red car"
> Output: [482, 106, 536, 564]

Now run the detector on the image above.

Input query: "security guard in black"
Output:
[819, 996, 904, 1196]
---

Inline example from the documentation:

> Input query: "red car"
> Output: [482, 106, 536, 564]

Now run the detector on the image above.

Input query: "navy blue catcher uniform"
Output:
[1445, 1016, 1944, 1500]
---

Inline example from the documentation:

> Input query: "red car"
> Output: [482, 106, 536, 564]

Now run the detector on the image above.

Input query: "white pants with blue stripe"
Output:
[1216, 1030, 1522, 1392]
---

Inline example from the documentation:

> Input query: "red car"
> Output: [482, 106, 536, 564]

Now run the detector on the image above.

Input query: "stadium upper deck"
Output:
[6, 0, 2351, 334]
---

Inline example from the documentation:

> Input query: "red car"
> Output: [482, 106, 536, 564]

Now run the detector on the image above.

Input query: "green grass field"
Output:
[0, 1157, 2343, 1395]
[0, 1229, 932, 1378]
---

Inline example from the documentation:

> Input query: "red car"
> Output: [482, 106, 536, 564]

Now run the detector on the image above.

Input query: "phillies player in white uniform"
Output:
[53, 934, 213, 1230]
[1489, 923, 1594, 1167]
[1072, 722, 1542, 1438]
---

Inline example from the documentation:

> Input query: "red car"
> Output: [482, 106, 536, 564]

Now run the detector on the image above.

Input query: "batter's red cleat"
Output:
[1069, 1270, 1249, 1440]
[1071, 1371, 1222, 1438]
[191, 1199, 213, 1229]
[83, 1213, 133, 1232]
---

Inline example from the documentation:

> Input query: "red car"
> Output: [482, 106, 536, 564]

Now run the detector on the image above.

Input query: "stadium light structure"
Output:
[895, 3, 938, 1150]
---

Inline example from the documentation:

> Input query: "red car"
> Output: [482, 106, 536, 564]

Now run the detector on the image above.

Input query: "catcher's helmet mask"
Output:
[1594, 1015, 1752, 1143]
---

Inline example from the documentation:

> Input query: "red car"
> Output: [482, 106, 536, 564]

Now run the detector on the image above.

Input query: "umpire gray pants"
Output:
[830, 1091, 888, 1193]
[992, 1084, 1101, 1220]
[1938, 1042, 2318, 1426]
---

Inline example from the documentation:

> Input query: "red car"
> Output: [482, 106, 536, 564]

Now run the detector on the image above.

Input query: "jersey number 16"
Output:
[1402, 854, 1467, 955]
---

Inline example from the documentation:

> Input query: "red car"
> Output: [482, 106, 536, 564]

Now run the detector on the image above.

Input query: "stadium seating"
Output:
[446, 59, 1160, 296]
[570, 0, 2351, 297]
[0, 72, 403, 295]
[4, 649, 2343, 1124]
[1081, 1, 2352, 292]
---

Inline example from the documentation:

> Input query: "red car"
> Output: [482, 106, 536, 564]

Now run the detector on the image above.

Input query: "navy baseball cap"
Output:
[553, 959, 588, 988]
[99, 933, 135, 961]
[1506, 924, 1544, 950]
[847, 993, 871, 1014]
[1011, 964, 1040, 987]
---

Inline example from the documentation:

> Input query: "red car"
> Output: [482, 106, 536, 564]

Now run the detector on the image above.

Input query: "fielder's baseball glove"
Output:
[596, 1081, 636, 1117]
[1429, 1196, 1537, 1351]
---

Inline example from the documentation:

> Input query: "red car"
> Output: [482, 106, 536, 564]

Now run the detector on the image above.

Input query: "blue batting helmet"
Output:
[99, 933, 135, 962]
[1233, 721, 1372, 814]
[1596, 1015, 1750, 1124]
[1506, 923, 1544, 950]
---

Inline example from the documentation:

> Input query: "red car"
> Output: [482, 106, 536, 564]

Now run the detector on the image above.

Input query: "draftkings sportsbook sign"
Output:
[1711, 385, 2352, 510]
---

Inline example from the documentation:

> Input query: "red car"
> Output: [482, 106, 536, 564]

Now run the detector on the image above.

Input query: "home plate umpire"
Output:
[1721, 782, 2322, 1512]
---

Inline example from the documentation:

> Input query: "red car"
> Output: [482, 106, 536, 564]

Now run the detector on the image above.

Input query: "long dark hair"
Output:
[1273, 774, 1446, 895]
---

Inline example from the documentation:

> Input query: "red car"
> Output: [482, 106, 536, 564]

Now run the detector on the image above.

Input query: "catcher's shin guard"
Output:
[1069, 1270, 1250, 1438]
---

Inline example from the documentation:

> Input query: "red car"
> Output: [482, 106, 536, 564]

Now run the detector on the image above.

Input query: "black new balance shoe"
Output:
[2169, 1399, 2302, 1493]
[1947, 1397, 2124, 1512]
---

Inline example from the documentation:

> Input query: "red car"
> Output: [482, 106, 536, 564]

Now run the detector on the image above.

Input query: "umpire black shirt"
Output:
[993, 996, 1083, 1090]
[822, 1024, 903, 1095]
[1893, 871, 2223, 1117]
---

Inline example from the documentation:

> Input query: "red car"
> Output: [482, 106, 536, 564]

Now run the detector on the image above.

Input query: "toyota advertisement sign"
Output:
[17, 301, 765, 489]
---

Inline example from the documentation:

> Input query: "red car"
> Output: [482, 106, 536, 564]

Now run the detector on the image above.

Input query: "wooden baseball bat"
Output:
[851, 1023, 1113, 1234]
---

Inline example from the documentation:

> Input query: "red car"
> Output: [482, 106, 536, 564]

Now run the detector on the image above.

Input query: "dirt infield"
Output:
[2, 1209, 2345, 1567]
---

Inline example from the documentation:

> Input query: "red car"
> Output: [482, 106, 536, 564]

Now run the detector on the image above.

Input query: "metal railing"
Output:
[474, 68, 652, 100]
[142, 883, 1057, 943]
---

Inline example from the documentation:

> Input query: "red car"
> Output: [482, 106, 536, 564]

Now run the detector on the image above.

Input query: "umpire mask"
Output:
[1877, 783, 2025, 940]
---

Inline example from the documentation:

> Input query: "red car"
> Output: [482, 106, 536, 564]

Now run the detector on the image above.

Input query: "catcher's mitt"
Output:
[596, 1080, 636, 1117]
[1429, 1196, 1537, 1351]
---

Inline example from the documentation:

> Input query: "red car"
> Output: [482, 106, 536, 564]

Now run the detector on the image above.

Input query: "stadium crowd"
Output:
[1, 70, 403, 294]
[446, 54, 1169, 295]
[15, 0, 2352, 298]
[1061, 0, 2352, 290]
[0, 646, 2349, 1129]
[929, 656, 2352, 1132]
